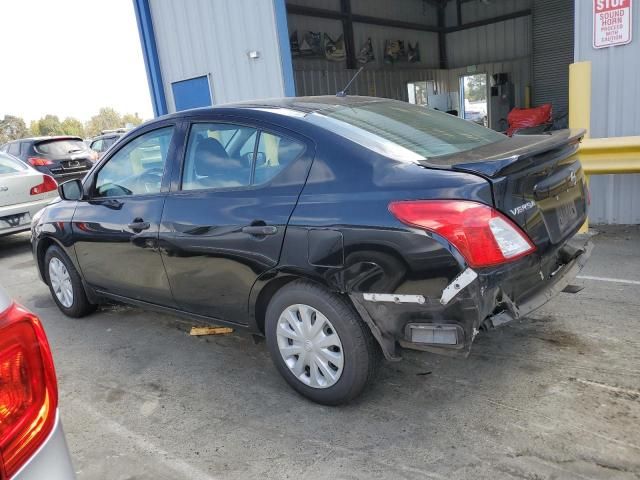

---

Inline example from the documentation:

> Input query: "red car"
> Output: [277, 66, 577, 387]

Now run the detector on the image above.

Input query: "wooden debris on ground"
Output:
[189, 326, 234, 336]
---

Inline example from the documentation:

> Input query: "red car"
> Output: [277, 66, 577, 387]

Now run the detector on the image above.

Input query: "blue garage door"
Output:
[172, 75, 212, 111]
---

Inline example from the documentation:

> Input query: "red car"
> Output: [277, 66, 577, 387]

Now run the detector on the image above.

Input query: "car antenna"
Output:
[336, 66, 364, 97]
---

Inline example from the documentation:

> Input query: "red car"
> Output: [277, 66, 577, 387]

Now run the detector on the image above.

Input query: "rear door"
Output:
[73, 124, 178, 306]
[159, 117, 314, 323]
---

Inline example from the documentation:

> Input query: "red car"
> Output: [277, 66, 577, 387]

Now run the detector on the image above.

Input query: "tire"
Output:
[44, 245, 97, 318]
[265, 280, 380, 405]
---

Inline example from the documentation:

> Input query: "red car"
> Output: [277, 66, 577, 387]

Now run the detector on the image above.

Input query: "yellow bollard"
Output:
[569, 61, 592, 232]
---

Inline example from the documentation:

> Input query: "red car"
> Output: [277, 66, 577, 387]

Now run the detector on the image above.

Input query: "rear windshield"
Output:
[35, 139, 87, 156]
[0, 153, 28, 174]
[307, 100, 504, 162]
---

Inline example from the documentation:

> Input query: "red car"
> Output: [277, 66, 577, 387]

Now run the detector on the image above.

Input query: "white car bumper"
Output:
[0, 197, 56, 236]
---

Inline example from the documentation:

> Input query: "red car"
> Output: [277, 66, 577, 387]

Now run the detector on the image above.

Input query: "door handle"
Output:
[128, 220, 150, 232]
[241, 225, 278, 236]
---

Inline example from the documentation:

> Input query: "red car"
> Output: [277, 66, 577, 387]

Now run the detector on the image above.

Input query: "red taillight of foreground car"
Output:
[30, 175, 58, 196]
[27, 157, 53, 167]
[389, 200, 536, 268]
[0, 303, 58, 479]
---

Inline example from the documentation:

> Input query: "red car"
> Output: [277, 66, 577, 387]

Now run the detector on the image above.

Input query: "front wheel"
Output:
[265, 281, 380, 405]
[44, 245, 96, 318]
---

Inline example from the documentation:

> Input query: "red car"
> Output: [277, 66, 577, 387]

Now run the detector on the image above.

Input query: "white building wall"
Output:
[574, 1, 640, 224]
[149, 0, 286, 111]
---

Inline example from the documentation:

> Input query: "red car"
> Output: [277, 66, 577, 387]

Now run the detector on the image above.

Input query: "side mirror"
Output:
[58, 179, 83, 201]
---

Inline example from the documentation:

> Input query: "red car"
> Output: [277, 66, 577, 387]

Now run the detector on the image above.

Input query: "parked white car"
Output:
[0, 152, 58, 236]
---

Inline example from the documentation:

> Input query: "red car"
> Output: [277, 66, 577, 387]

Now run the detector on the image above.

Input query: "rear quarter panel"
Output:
[278, 128, 494, 296]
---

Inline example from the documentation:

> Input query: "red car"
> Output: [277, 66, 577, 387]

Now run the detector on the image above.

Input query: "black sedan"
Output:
[31, 96, 591, 405]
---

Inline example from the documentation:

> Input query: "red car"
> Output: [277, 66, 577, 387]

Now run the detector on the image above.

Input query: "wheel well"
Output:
[254, 276, 298, 335]
[36, 237, 55, 283]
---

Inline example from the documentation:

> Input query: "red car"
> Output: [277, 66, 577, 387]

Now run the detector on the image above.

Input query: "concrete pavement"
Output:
[1, 227, 639, 479]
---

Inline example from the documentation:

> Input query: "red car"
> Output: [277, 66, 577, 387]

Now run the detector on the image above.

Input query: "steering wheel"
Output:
[138, 167, 164, 193]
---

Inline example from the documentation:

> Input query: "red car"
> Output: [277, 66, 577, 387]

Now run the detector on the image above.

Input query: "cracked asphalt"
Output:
[1, 226, 639, 479]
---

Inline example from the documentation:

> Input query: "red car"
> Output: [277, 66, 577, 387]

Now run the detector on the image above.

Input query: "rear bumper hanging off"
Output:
[350, 235, 593, 361]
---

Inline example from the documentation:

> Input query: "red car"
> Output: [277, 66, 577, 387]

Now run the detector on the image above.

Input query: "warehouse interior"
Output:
[285, 0, 574, 133]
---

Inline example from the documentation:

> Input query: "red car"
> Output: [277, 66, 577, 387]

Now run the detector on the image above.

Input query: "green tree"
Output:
[0, 115, 29, 144]
[61, 117, 85, 137]
[122, 112, 144, 128]
[464, 75, 487, 103]
[85, 107, 122, 137]
[34, 115, 64, 136]
[29, 120, 41, 136]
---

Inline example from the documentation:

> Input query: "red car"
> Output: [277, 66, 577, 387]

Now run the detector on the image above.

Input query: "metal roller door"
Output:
[532, 0, 574, 125]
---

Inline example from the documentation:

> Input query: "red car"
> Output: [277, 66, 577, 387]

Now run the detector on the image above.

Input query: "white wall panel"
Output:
[446, 15, 532, 68]
[574, 0, 640, 224]
[149, 0, 285, 111]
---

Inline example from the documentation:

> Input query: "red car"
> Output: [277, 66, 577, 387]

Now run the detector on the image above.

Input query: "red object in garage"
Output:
[506, 104, 552, 136]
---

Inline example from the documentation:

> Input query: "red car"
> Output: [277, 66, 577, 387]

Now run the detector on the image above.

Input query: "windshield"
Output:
[0, 153, 28, 174]
[35, 139, 87, 156]
[308, 99, 504, 162]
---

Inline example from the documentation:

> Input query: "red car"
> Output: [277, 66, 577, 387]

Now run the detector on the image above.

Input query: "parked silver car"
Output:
[0, 152, 58, 236]
[0, 286, 75, 479]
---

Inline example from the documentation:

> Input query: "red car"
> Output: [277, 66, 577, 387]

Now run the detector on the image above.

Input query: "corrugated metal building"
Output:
[133, 0, 639, 224]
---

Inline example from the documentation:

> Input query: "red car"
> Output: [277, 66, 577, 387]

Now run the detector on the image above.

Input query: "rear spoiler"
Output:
[445, 129, 585, 178]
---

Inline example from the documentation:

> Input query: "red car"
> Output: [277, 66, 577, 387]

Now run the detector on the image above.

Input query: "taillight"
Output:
[27, 157, 53, 167]
[30, 175, 58, 196]
[0, 303, 58, 479]
[389, 200, 536, 268]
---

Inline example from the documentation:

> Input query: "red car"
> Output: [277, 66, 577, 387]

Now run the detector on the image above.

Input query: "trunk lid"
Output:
[0, 170, 44, 207]
[441, 130, 587, 251]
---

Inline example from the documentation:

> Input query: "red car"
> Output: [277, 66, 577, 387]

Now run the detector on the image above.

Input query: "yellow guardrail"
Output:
[578, 136, 640, 175]
[569, 62, 640, 232]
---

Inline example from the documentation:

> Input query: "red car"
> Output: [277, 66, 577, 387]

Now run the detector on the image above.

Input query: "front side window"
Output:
[182, 123, 306, 191]
[90, 139, 104, 153]
[94, 126, 173, 198]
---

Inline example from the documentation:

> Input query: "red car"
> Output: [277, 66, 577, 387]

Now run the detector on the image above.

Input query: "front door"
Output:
[159, 119, 313, 323]
[73, 125, 177, 306]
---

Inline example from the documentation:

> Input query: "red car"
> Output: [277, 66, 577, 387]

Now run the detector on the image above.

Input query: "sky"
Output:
[0, 0, 153, 123]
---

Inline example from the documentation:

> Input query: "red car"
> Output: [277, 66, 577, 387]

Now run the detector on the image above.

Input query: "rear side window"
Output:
[181, 123, 305, 191]
[35, 139, 86, 156]
[94, 127, 173, 198]
[0, 153, 28, 174]
[307, 100, 504, 162]
[253, 132, 305, 185]
[7, 143, 20, 156]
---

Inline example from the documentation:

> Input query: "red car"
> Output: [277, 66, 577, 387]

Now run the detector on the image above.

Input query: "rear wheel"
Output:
[265, 280, 379, 405]
[45, 245, 96, 318]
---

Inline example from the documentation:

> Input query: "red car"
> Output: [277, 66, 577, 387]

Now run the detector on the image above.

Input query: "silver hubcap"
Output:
[276, 304, 344, 389]
[49, 257, 73, 308]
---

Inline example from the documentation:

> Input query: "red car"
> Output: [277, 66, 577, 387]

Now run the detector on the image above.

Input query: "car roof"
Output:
[159, 95, 393, 121]
[91, 132, 123, 140]
[15, 136, 84, 143]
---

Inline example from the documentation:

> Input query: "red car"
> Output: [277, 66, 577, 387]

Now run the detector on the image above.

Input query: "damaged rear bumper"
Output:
[350, 235, 593, 361]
